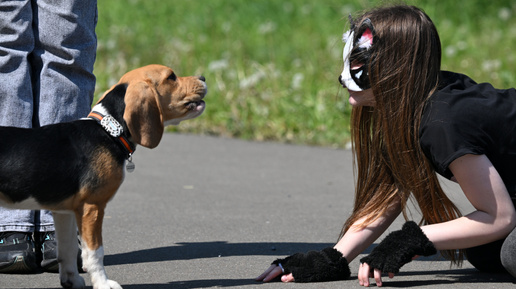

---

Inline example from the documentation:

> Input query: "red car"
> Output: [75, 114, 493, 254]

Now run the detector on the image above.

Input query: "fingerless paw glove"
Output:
[272, 247, 350, 282]
[360, 221, 437, 274]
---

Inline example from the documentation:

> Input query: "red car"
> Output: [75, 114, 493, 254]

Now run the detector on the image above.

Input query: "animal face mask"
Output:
[340, 17, 375, 91]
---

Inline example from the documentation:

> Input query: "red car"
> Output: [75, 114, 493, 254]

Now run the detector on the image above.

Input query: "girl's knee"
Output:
[466, 239, 506, 273]
[501, 230, 516, 278]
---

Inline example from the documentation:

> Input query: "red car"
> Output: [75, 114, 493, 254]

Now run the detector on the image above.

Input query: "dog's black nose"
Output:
[199, 76, 206, 82]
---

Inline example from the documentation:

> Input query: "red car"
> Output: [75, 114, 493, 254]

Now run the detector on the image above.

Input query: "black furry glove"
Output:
[360, 221, 437, 274]
[271, 247, 351, 282]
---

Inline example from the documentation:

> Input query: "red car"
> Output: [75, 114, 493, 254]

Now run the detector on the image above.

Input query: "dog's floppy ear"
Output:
[123, 81, 164, 148]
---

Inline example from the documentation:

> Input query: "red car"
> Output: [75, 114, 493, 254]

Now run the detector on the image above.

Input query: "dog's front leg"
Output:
[52, 212, 85, 289]
[76, 203, 122, 289]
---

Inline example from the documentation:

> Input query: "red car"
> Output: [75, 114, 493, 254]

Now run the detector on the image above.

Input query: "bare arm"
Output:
[335, 199, 402, 262]
[256, 197, 401, 283]
[359, 154, 516, 287]
[422, 154, 516, 250]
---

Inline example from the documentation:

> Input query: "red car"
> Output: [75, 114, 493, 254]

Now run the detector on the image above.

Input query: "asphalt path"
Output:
[2, 133, 515, 288]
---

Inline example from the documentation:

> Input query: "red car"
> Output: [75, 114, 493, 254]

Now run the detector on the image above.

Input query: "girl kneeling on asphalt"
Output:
[256, 4, 516, 287]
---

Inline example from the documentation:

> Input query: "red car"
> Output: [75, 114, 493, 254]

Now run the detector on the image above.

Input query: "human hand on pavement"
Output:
[358, 221, 435, 287]
[255, 265, 295, 283]
[256, 247, 350, 283]
[357, 261, 395, 287]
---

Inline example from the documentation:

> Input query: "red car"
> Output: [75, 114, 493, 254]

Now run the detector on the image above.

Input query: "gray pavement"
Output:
[2, 133, 515, 288]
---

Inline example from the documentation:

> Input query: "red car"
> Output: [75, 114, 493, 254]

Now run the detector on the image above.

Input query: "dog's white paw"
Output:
[93, 279, 122, 289]
[60, 273, 86, 289]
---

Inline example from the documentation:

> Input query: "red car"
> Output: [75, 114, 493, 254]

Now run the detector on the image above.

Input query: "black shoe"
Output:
[36, 231, 59, 272]
[35, 231, 83, 273]
[0, 232, 38, 273]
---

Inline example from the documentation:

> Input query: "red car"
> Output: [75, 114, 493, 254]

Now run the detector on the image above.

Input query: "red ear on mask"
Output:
[361, 28, 373, 47]
[348, 15, 375, 48]
[356, 18, 375, 49]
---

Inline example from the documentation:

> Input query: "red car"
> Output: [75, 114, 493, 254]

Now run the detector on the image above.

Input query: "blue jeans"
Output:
[0, 0, 97, 233]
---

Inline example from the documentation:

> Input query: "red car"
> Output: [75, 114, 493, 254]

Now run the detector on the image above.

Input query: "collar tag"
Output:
[100, 115, 123, 137]
[126, 155, 136, 173]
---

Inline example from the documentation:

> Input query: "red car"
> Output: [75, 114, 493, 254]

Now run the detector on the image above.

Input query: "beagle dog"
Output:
[0, 64, 207, 289]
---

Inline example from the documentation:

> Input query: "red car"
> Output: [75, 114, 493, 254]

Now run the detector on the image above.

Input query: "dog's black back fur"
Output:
[0, 84, 132, 205]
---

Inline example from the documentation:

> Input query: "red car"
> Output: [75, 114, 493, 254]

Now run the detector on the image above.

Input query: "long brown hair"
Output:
[340, 5, 463, 264]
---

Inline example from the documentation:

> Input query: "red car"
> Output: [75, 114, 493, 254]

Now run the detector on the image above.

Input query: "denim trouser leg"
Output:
[0, 0, 34, 128]
[33, 0, 97, 126]
[0, 0, 97, 233]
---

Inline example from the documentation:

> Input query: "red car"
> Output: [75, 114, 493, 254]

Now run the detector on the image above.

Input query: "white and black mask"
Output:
[339, 17, 375, 91]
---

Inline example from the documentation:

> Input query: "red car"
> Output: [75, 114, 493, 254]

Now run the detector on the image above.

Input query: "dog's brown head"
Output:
[100, 64, 207, 149]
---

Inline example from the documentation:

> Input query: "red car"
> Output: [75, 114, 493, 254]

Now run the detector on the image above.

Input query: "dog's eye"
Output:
[167, 72, 177, 81]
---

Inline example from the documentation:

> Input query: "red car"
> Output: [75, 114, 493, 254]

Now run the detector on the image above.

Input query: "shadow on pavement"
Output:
[105, 241, 334, 265]
[121, 279, 260, 289]
[117, 269, 516, 289]
[387, 269, 515, 287]
[103, 241, 515, 288]
[104, 241, 463, 266]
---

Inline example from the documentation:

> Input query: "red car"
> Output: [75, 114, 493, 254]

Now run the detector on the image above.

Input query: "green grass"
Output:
[94, 0, 516, 148]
